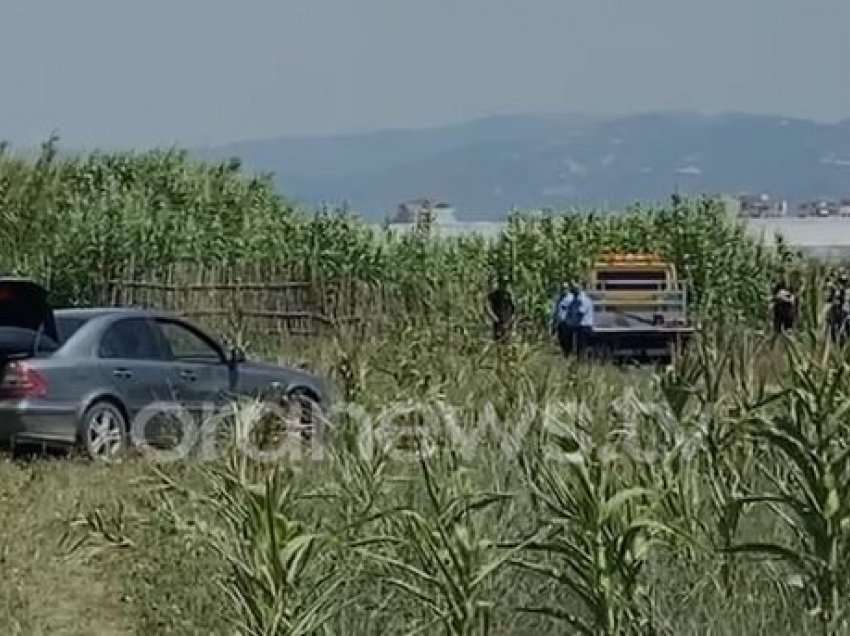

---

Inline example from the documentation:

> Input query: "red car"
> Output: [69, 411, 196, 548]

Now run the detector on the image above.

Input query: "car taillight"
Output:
[0, 361, 48, 399]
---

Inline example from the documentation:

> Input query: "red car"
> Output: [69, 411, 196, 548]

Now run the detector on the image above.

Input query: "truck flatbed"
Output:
[591, 326, 694, 334]
[581, 252, 696, 360]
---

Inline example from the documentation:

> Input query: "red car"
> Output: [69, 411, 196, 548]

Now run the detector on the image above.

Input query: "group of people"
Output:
[486, 271, 850, 355]
[769, 271, 850, 343]
[485, 276, 594, 357]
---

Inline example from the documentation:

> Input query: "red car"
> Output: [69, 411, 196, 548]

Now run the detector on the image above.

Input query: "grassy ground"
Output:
[0, 454, 231, 635]
[0, 457, 139, 635]
[0, 328, 847, 634]
[0, 446, 813, 635]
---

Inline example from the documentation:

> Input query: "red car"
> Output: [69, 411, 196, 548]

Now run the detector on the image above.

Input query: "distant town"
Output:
[379, 196, 850, 264]
[385, 194, 850, 227]
[734, 193, 850, 218]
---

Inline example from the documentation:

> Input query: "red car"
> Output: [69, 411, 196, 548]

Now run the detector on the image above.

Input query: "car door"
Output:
[153, 318, 231, 419]
[98, 317, 176, 418]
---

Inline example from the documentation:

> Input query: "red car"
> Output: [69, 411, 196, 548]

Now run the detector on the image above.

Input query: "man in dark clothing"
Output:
[771, 281, 795, 334]
[827, 272, 849, 344]
[828, 299, 848, 344]
[486, 278, 515, 343]
[550, 282, 570, 335]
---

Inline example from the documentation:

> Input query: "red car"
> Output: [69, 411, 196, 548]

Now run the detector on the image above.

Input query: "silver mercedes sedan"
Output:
[0, 278, 332, 459]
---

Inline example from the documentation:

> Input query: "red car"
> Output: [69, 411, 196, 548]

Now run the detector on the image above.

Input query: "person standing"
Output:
[825, 271, 849, 344]
[771, 280, 795, 334]
[549, 282, 570, 336]
[554, 280, 594, 357]
[486, 276, 515, 344]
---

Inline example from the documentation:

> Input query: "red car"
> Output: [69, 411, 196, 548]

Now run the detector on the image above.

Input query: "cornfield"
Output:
[5, 140, 850, 634]
[1, 140, 801, 329]
[54, 321, 847, 635]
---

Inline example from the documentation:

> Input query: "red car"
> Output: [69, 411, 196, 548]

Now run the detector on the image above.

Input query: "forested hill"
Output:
[198, 112, 850, 220]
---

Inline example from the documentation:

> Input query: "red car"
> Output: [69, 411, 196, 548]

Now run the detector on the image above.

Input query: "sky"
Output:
[1, 0, 849, 149]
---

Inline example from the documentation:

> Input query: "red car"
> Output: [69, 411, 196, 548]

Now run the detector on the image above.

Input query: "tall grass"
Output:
[8, 138, 850, 633]
[1, 138, 800, 328]
[51, 318, 839, 635]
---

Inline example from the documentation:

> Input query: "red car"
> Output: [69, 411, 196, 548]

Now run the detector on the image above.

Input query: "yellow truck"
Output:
[585, 252, 694, 361]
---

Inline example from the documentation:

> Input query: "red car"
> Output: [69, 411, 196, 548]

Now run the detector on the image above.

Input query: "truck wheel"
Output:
[81, 401, 128, 461]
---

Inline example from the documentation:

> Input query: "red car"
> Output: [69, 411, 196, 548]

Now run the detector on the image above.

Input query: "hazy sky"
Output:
[2, 0, 848, 148]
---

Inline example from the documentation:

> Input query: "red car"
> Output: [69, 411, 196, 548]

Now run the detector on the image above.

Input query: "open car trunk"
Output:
[0, 278, 58, 361]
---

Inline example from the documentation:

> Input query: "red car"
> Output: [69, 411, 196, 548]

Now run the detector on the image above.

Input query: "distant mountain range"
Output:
[196, 112, 850, 221]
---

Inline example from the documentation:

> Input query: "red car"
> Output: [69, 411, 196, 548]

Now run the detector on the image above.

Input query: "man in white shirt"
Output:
[553, 280, 594, 357]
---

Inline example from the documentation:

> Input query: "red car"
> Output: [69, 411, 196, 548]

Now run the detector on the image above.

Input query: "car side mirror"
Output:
[229, 346, 246, 365]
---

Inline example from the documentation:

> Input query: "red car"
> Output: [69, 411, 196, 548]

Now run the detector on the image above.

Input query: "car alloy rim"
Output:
[284, 393, 314, 439]
[88, 409, 123, 458]
[298, 395, 313, 429]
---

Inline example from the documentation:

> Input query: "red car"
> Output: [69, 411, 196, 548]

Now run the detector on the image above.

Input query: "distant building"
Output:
[799, 199, 839, 217]
[388, 198, 458, 225]
[737, 193, 785, 218]
[840, 199, 850, 217]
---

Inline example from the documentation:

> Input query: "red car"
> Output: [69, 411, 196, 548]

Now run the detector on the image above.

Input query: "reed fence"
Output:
[102, 261, 381, 339]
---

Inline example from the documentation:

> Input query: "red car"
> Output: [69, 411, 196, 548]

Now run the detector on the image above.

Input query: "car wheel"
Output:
[81, 401, 127, 461]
